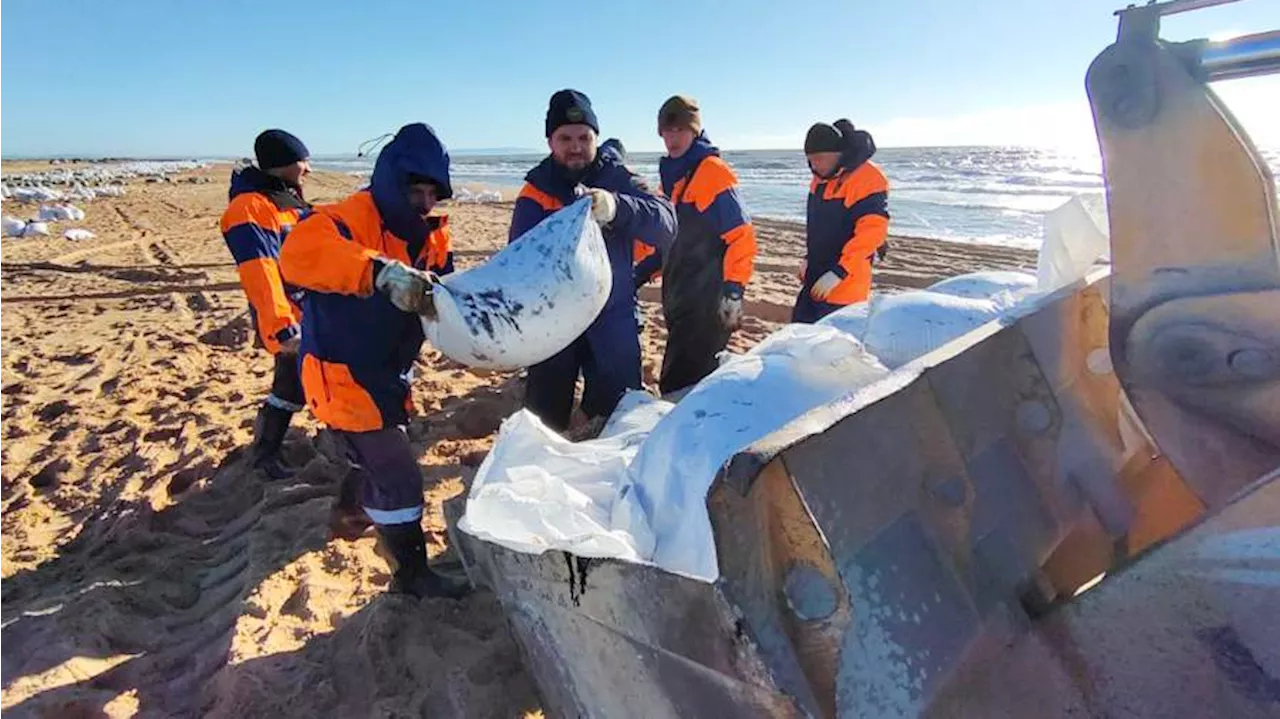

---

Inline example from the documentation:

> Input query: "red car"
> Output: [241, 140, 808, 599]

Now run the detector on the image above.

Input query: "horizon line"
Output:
[2, 142, 1107, 163]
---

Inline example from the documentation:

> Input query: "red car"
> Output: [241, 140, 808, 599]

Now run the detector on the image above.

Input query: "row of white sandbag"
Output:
[453, 187, 505, 203]
[4, 160, 206, 187]
[3, 216, 94, 240]
[36, 204, 86, 221]
[2, 184, 127, 202]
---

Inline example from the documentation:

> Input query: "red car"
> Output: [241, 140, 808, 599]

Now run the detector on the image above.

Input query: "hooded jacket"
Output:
[219, 165, 310, 353]
[279, 123, 455, 432]
[804, 125, 889, 306]
[509, 148, 676, 319]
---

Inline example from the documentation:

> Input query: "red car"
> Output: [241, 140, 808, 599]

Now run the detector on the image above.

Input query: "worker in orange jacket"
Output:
[649, 95, 758, 394]
[279, 123, 465, 599]
[219, 129, 312, 479]
[794, 120, 890, 323]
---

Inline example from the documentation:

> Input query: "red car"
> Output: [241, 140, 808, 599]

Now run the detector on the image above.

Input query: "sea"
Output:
[315, 145, 1280, 251]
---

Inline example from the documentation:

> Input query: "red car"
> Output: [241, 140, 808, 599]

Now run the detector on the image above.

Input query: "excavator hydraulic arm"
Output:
[1087, 0, 1280, 504]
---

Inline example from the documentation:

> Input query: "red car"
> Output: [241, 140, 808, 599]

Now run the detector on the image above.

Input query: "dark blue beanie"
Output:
[545, 89, 599, 138]
[254, 129, 310, 170]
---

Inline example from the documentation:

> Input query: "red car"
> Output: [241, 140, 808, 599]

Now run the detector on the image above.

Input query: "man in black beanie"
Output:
[509, 89, 677, 437]
[219, 129, 312, 478]
[795, 119, 889, 323]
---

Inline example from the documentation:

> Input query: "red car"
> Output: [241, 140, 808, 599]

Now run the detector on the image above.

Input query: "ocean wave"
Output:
[313, 145, 1275, 248]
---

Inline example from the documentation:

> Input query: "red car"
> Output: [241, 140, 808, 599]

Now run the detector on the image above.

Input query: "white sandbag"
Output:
[36, 204, 86, 222]
[424, 197, 611, 369]
[818, 300, 872, 341]
[1037, 193, 1109, 292]
[21, 221, 50, 238]
[458, 392, 672, 560]
[616, 324, 890, 581]
[928, 270, 1037, 299]
[460, 324, 891, 583]
[3, 216, 27, 237]
[13, 187, 62, 203]
[859, 290, 1014, 369]
[63, 228, 96, 241]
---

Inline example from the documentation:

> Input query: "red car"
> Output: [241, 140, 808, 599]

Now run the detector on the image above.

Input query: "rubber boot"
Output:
[250, 404, 295, 480]
[328, 467, 373, 541]
[376, 523, 472, 600]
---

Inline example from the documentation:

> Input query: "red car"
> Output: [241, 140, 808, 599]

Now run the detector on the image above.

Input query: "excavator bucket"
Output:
[447, 3, 1280, 716]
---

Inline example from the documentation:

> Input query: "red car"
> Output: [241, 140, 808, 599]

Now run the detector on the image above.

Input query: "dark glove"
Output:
[374, 259, 438, 318]
[719, 282, 744, 330]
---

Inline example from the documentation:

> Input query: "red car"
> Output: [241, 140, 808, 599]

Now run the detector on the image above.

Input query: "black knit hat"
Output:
[545, 89, 600, 138]
[254, 129, 310, 170]
[804, 123, 843, 154]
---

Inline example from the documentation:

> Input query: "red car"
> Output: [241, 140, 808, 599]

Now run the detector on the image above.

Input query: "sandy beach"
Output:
[1, 163, 1037, 716]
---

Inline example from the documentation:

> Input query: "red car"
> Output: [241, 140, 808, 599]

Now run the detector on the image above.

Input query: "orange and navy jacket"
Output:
[804, 158, 889, 306]
[653, 134, 757, 315]
[509, 150, 676, 319]
[219, 166, 309, 353]
[280, 122, 455, 433]
[280, 191, 453, 432]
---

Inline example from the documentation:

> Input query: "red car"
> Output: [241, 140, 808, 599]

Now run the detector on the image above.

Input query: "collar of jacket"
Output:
[228, 165, 308, 210]
[525, 148, 628, 204]
[659, 132, 719, 198]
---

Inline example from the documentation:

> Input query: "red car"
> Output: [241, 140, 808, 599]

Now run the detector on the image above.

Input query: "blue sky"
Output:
[2, 0, 1277, 157]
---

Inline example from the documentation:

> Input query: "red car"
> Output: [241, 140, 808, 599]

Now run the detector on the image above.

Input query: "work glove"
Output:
[719, 283, 744, 331]
[276, 324, 301, 355]
[809, 271, 842, 301]
[584, 187, 617, 226]
[374, 259, 438, 317]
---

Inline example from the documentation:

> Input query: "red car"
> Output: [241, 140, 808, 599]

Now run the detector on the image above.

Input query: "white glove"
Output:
[809, 271, 842, 301]
[374, 259, 438, 317]
[585, 188, 617, 225]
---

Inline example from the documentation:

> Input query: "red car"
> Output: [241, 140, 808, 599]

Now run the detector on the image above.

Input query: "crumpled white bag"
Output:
[424, 198, 611, 370]
[461, 324, 889, 582]
[458, 391, 672, 560]
[1037, 193, 1109, 292]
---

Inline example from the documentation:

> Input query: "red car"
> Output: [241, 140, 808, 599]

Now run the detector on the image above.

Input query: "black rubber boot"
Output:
[328, 467, 372, 541]
[250, 404, 295, 480]
[376, 523, 472, 600]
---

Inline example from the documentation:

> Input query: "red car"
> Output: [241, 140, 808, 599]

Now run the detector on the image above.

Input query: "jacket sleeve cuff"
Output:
[830, 265, 849, 280]
[274, 323, 301, 343]
[723, 281, 744, 299]
[611, 193, 637, 231]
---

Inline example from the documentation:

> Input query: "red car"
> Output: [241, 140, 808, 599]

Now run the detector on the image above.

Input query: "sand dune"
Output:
[1, 163, 1034, 716]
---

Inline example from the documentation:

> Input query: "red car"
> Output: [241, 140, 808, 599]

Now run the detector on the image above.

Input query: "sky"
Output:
[2, 0, 1278, 157]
